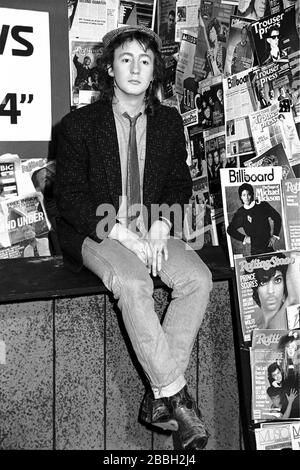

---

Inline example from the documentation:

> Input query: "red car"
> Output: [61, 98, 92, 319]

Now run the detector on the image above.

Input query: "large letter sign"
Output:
[0, 8, 51, 141]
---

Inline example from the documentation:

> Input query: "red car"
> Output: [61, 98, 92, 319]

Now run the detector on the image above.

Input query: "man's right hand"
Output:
[121, 237, 152, 268]
[108, 222, 152, 269]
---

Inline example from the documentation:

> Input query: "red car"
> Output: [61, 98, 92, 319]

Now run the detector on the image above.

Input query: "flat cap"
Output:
[102, 25, 162, 51]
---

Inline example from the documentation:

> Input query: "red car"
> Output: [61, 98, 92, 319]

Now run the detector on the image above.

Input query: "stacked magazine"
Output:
[0, 153, 51, 259]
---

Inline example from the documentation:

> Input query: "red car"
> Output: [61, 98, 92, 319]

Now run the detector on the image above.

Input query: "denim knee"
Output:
[115, 271, 154, 300]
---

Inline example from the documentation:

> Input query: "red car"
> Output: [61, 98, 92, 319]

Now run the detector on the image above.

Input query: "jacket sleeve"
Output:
[54, 114, 105, 240]
[158, 108, 192, 232]
[266, 202, 282, 237]
[227, 208, 246, 242]
[159, 108, 192, 206]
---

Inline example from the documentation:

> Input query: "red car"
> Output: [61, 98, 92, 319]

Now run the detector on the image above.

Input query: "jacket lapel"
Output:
[95, 102, 122, 209]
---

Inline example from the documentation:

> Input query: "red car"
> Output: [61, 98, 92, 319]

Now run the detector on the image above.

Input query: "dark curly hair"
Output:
[97, 29, 165, 115]
[238, 182, 254, 202]
[250, 252, 289, 308]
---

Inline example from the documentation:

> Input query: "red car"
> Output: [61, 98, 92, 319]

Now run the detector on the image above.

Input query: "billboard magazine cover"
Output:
[220, 165, 286, 267]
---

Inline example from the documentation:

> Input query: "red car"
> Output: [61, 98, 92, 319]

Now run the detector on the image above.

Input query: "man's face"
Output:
[240, 189, 253, 206]
[241, 28, 248, 44]
[204, 106, 211, 117]
[23, 225, 36, 240]
[271, 394, 281, 408]
[108, 39, 154, 100]
[217, 89, 223, 102]
[257, 270, 285, 315]
[255, 0, 266, 18]
[207, 153, 213, 165]
[286, 342, 297, 358]
[168, 13, 175, 31]
[213, 151, 219, 164]
[271, 367, 283, 385]
[84, 57, 91, 67]
[269, 30, 280, 48]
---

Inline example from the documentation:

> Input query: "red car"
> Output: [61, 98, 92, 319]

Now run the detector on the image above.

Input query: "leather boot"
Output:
[139, 389, 179, 431]
[169, 386, 209, 450]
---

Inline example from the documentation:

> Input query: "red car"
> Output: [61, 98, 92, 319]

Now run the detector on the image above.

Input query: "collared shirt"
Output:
[112, 99, 147, 232]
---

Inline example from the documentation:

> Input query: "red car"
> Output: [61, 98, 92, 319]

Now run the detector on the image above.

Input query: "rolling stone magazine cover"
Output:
[250, 329, 300, 422]
[282, 177, 300, 251]
[234, 250, 300, 343]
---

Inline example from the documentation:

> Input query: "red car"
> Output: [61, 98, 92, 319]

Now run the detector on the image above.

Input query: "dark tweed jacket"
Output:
[55, 99, 192, 271]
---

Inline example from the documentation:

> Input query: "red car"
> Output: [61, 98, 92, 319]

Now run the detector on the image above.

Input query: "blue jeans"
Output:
[82, 236, 212, 397]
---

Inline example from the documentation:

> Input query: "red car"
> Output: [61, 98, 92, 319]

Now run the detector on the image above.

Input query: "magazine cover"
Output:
[282, 178, 300, 251]
[118, 0, 157, 29]
[175, 29, 198, 109]
[204, 127, 228, 218]
[287, 304, 300, 330]
[277, 109, 300, 167]
[251, 61, 293, 111]
[159, 0, 176, 45]
[250, 329, 300, 421]
[188, 127, 207, 179]
[235, 0, 271, 20]
[68, 0, 116, 41]
[249, 103, 300, 164]
[161, 44, 179, 99]
[0, 192, 51, 259]
[220, 165, 286, 267]
[174, 0, 201, 43]
[69, 39, 103, 107]
[183, 175, 215, 248]
[192, 0, 235, 81]
[0, 154, 22, 199]
[224, 15, 254, 76]
[235, 251, 300, 342]
[248, 102, 282, 155]
[287, 3, 300, 123]
[255, 421, 299, 450]
[242, 142, 295, 180]
[249, 5, 298, 67]
[197, 75, 225, 129]
[223, 67, 259, 158]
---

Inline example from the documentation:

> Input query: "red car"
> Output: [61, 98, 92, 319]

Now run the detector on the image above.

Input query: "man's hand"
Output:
[243, 235, 251, 245]
[145, 220, 170, 277]
[108, 221, 152, 266]
[268, 235, 279, 250]
[286, 388, 298, 405]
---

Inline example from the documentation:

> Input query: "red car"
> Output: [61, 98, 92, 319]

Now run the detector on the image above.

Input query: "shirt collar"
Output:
[112, 98, 146, 119]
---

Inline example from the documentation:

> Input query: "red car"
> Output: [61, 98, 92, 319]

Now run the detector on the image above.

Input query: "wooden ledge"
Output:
[0, 246, 233, 304]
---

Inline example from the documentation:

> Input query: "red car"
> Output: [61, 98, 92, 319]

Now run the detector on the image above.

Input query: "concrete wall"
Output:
[0, 281, 241, 450]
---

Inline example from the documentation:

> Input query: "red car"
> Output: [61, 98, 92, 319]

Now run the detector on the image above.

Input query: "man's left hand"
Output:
[145, 220, 170, 277]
